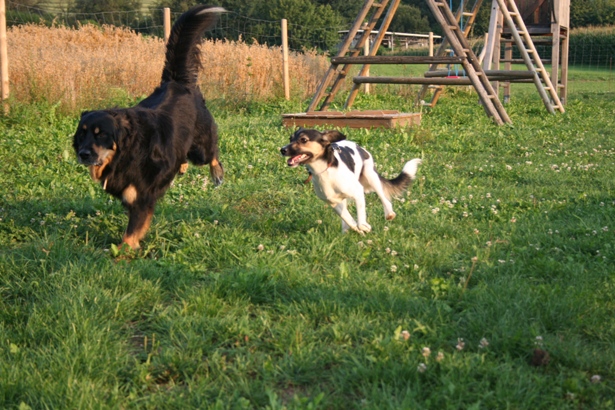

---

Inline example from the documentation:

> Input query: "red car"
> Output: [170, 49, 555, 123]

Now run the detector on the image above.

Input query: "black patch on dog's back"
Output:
[335, 146, 355, 172]
[358, 146, 370, 160]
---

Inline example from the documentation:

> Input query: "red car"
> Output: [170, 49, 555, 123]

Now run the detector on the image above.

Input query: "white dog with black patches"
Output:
[280, 128, 421, 234]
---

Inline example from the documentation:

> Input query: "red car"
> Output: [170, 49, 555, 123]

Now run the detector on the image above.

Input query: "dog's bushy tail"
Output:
[380, 158, 422, 200]
[161, 5, 225, 86]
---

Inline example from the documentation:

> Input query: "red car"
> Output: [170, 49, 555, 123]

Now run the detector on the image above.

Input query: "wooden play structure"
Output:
[483, 0, 570, 105]
[282, 0, 570, 128]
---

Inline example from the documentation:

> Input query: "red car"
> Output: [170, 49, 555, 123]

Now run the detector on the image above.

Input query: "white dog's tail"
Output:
[380, 158, 422, 200]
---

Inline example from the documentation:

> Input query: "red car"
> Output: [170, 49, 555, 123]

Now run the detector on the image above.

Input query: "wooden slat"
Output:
[332, 55, 464, 65]
[282, 111, 421, 129]
[354, 76, 473, 85]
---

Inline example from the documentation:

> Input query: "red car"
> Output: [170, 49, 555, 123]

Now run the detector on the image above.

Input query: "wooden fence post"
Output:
[281, 19, 290, 100]
[363, 38, 370, 94]
[163, 8, 171, 43]
[428, 32, 434, 56]
[0, 0, 9, 111]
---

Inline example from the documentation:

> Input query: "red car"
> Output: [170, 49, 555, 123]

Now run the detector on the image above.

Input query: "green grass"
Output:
[1, 85, 615, 409]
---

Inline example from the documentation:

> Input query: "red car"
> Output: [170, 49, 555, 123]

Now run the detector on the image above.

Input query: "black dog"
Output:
[73, 5, 225, 250]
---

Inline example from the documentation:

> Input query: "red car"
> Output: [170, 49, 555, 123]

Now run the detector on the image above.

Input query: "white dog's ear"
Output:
[321, 130, 346, 144]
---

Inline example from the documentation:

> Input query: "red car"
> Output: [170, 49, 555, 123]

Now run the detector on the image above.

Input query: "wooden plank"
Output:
[354, 76, 473, 85]
[424, 70, 535, 78]
[282, 111, 421, 129]
[332, 55, 464, 65]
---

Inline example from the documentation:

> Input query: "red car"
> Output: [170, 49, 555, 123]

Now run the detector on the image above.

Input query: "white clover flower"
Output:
[391, 250, 398, 257]
[479, 338, 489, 349]
[194, 233, 200, 238]
[486, 193, 491, 198]
[602, 226, 609, 232]
[463, 212, 469, 217]
[591, 375, 602, 383]
[385, 247, 391, 253]
[422, 347, 431, 358]
[279, 245, 286, 250]
[401, 330, 410, 341]
[486, 241, 492, 247]
[367, 240, 373, 245]
[390, 265, 397, 273]
[510, 217, 517, 223]
[432, 207, 440, 214]
[257, 244, 264, 251]
[417, 363, 427, 373]
[473, 228, 480, 234]
[413, 264, 419, 271]
[316, 219, 322, 224]
[383, 226, 389, 232]
[436, 351, 444, 362]
[456, 338, 465, 351]
[506, 165, 512, 170]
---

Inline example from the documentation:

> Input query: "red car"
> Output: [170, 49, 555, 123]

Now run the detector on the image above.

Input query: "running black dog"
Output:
[73, 5, 225, 249]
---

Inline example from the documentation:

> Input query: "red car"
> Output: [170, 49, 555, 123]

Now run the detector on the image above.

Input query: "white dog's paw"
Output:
[358, 223, 372, 233]
[385, 212, 396, 221]
[349, 224, 366, 235]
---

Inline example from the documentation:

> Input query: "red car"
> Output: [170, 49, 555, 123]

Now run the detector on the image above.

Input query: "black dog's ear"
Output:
[321, 130, 346, 144]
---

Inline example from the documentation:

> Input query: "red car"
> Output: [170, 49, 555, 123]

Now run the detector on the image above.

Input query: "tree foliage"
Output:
[570, 0, 615, 27]
[389, 4, 431, 33]
[71, 0, 142, 13]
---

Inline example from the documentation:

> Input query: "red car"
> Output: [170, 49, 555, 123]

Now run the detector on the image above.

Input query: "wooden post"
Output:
[163, 8, 171, 43]
[428, 32, 434, 56]
[281, 19, 290, 100]
[503, 37, 512, 103]
[0, 0, 9, 111]
[483, 0, 500, 71]
[478, 32, 488, 64]
[560, 29, 569, 104]
[363, 37, 370, 94]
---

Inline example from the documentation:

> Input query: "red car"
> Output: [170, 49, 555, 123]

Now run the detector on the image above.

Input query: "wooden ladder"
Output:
[307, 0, 399, 112]
[426, 0, 510, 124]
[495, 0, 565, 113]
[416, 0, 484, 108]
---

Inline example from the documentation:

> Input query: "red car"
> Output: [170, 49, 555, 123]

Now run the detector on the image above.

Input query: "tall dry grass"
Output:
[8, 24, 329, 113]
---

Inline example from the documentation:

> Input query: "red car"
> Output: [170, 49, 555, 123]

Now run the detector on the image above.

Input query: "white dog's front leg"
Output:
[333, 200, 362, 234]
[353, 190, 371, 233]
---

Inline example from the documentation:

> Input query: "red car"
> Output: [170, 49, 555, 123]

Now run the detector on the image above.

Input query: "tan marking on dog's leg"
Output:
[122, 208, 154, 250]
[122, 184, 138, 205]
[209, 157, 224, 186]
[179, 162, 189, 174]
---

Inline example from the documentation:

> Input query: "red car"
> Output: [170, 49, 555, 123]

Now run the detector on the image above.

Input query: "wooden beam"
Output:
[354, 76, 473, 85]
[331, 55, 464, 65]
[282, 111, 421, 129]
[424, 70, 535, 78]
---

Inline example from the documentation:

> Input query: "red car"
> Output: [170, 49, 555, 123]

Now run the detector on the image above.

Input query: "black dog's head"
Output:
[73, 110, 120, 166]
[280, 128, 346, 167]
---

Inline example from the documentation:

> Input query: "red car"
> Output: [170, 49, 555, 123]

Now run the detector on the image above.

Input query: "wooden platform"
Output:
[281, 110, 421, 129]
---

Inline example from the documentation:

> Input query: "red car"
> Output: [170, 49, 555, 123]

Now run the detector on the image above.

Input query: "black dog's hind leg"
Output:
[122, 203, 155, 250]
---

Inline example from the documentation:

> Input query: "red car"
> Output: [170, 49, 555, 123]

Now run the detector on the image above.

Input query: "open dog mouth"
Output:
[287, 154, 310, 167]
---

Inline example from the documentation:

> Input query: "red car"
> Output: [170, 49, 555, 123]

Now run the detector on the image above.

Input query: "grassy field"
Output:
[1, 83, 615, 408]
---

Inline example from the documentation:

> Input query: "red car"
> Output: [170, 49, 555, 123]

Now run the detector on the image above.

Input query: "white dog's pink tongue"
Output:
[288, 154, 307, 166]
